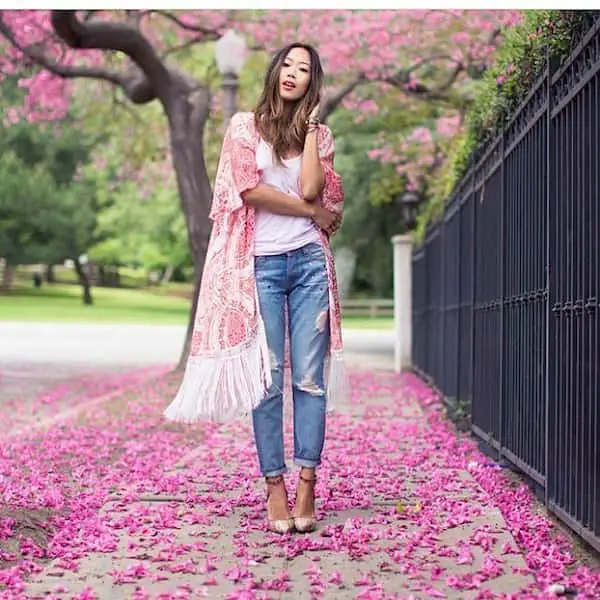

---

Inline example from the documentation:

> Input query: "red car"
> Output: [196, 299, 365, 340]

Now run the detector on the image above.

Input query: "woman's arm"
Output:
[224, 112, 317, 218]
[216, 112, 337, 230]
[242, 184, 315, 218]
[243, 184, 338, 231]
[300, 128, 325, 201]
[300, 109, 325, 201]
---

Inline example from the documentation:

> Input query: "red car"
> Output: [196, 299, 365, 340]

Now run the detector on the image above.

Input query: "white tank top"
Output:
[254, 138, 321, 256]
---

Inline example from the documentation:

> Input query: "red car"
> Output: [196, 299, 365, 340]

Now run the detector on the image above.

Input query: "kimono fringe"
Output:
[325, 350, 350, 413]
[164, 322, 271, 424]
[164, 344, 349, 424]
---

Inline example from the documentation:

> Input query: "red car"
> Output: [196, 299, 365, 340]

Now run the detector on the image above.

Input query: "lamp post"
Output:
[396, 189, 420, 231]
[215, 30, 247, 123]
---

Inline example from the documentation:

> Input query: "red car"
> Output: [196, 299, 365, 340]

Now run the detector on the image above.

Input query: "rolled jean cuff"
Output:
[264, 466, 288, 478]
[294, 457, 320, 469]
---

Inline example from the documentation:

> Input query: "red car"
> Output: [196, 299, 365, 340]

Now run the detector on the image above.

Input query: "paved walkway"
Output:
[0, 322, 395, 371]
[0, 368, 547, 600]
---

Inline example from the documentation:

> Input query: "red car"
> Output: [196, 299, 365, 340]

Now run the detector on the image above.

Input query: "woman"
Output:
[164, 42, 348, 535]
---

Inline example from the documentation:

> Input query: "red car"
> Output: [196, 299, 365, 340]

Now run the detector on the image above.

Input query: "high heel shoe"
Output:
[265, 475, 295, 535]
[293, 471, 317, 533]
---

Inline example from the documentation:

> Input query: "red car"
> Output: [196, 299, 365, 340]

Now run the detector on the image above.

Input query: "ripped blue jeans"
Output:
[252, 242, 330, 477]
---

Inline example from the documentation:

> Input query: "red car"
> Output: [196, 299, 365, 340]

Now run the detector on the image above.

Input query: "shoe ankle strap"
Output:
[265, 474, 285, 486]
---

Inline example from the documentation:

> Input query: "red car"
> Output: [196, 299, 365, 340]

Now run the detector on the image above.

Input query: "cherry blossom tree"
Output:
[0, 9, 521, 365]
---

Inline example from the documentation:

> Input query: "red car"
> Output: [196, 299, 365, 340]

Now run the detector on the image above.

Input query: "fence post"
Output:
[456, 195, 462, 402]
[439, 213, 445, 388]
[469, 161, 477, 414]
[544, 51, 553, 507]
[392, 234, 413, 372]
[499, 128, 506, 456]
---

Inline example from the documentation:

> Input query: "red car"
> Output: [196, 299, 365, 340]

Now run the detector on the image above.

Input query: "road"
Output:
[0, 321, 395, 372]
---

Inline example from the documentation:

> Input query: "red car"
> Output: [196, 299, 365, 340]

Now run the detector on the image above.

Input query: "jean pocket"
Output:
[301, 243, 326, 263]
[254, 254, 279, 269]
[254, 255, 286, 287]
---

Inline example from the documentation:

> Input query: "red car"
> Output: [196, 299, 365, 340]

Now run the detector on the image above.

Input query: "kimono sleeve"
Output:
[318, 125, 345, 234]
[209, 113, 260, 220]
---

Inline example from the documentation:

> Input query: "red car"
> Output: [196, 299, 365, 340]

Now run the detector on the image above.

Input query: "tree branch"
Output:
[0, 12, 158, 105]
[382, 54, 465, 100]
[49, 10, 170, 97]
[161, 36, 205, 59]
[320, 25, 503, 116]
[319, 57, 462, 123]
[161, 36, 263, 61]
[0, 16, 121, 86]
[82, 11, 100, 22]
[111, 87, 144, 122]
[151, 10, 221, 40]
[320, 74, 367, 122]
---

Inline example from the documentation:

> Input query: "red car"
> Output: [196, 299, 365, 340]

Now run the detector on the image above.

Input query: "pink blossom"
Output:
[0, 9, 522, 192]
[1, 359, 598, 598]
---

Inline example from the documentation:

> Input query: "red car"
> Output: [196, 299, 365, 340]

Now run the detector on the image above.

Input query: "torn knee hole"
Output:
[269, 349, 279, 370]
[297, 378, 325, 396]
[315, 310, 328, 332]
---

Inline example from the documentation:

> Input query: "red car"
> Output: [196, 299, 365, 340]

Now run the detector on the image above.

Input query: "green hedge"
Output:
[418, 10, 599, 237]
[452, 11, 598, 182]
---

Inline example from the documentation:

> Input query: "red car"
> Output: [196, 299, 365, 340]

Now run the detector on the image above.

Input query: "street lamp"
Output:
[215, 30, 247, 123]
[396, 190, 420, 230]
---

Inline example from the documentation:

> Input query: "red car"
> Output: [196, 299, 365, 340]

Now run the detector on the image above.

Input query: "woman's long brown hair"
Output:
[254, 43, 324, 164]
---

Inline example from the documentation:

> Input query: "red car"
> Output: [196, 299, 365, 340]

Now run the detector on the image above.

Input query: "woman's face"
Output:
[278, 46, 311, 102]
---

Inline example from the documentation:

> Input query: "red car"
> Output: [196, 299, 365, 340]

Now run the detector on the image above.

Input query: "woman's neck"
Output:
[255, 101, 304, 162]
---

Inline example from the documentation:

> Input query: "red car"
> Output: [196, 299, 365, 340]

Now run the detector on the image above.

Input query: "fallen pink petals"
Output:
[0, 369, 598, 599]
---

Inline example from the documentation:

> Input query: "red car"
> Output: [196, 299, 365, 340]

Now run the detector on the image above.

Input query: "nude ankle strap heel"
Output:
[265, 475, 294, 534]
[293, 472, 317, 533]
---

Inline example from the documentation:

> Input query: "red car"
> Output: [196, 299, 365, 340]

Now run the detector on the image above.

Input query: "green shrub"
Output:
[418, 10, 599, 236]
[451, 11, 595, 184]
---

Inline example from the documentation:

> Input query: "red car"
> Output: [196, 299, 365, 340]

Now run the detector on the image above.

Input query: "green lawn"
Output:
[342, 316, 393, 330]
[0, 283, 189, 324]
[0, 283, 393, 329]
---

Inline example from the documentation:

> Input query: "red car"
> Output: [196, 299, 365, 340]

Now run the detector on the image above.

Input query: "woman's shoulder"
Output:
[230, 111, 255, 128]
[229, 112, 259, 145]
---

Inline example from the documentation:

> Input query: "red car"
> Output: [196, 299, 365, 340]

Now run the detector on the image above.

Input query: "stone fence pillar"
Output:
[392, 234, 413, 372]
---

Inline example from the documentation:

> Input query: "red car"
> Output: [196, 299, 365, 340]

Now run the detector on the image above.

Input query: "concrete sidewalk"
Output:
[18, 369, 537, 600]
[0, 321, 395, 371]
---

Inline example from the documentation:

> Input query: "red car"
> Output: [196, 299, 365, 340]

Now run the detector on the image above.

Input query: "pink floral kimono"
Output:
[164, 112, 348, 423]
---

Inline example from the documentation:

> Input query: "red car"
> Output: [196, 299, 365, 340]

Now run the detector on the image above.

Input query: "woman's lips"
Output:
[282, 81, 296, 90]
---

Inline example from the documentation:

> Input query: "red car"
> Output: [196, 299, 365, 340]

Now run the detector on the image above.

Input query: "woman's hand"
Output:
[312, 204, 340, 235]
[308, 102, 320, 123]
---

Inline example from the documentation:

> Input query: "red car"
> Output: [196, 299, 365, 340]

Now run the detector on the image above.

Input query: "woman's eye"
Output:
[300, 68, 309, 73]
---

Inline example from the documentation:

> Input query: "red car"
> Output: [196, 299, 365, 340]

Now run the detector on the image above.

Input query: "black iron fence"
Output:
[412, 21, 600, 551]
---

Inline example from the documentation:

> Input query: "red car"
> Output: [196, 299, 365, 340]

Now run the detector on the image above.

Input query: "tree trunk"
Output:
[161, 264, 175, 285]
[166, 87, 213, 371]
[1, 263, 13, 292]
[73, 258, 93, 305]
[45, 264, 56, 283]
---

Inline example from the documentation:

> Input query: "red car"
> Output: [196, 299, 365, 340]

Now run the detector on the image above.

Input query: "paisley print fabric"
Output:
[164, 112, 348, 423]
